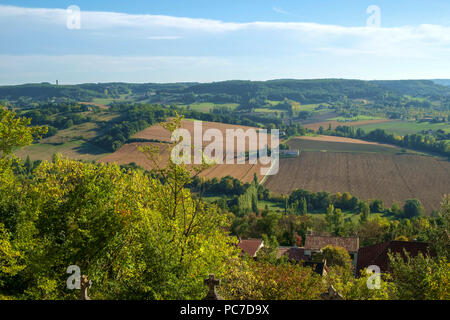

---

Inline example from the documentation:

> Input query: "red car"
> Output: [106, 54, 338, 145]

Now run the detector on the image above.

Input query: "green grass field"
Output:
[329, 115, 385, 122]
[14, 110, 119, 162]
[92, 94, 130, 105]
[300, 103, 331, 112]
[15, 140, 110, 162]
[307, 211, 393, 223]
[179, 103, 239, 113]
[254, 108, 281, 113]
[355, 120, 450, 136]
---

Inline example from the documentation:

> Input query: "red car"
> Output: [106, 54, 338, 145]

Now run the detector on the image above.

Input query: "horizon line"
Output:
[1, 77, 448, 87]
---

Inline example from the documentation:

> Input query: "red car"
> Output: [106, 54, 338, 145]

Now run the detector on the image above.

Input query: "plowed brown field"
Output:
[264, 151, 450, 214]
[133, 119, 272, 149]
[100, 120, 274, 183]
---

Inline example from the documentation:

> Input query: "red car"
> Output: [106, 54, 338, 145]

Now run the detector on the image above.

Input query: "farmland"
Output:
[264, 137, 450, 214]
[100, 142, 171, 170]
[15, 139, 109, 162]
[302, 119, 393, 131]
[133, 118, 271, 146]
[101, 119, 274, 183]
[177, 102, 239, 113]
[14, 110, 118, 161]
[100, 141, 265, 183]
[355, 120, 450, 136]
[285, 136, 403, 154]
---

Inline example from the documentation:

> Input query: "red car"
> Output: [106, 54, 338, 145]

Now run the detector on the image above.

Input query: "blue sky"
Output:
[1, 1, 450, 84]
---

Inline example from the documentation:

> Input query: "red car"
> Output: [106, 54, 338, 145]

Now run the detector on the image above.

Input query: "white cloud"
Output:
[272, 6, 290, 15]
[2, 4, 450, 39]
[1, 5, 450, 82]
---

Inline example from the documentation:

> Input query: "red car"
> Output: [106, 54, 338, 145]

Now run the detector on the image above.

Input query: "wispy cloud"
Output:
[2, 4, 450, 39]
[1, 4, 450, 83]
[272, 6, 290, 16]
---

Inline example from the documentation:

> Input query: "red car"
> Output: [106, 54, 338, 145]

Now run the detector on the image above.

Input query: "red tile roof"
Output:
[238, 238, 263, 257]
[356, 240, 431, 276]
[277, 247, 310, 262]
[304, 236, 359, 252]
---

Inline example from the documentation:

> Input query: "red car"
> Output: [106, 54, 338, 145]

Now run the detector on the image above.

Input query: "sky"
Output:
[0, 0, 450, 84]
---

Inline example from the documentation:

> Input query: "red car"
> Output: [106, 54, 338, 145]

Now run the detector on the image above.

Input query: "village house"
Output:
[356, 240, 431, 277]
[277, 246, 308, 262]
[237, 238, 264, 258]
[304, 235, 360, 268]
[277, 246, 328, 276]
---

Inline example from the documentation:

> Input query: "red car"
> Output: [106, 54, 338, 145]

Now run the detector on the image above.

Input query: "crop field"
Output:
[15, 140, 110, 162]
[99, 142, 171, 170]
[14, 110, 121, 162]
[198, 161, 265, 183]
[103, 120, 274, 182]
[355, 120, 450, 136]
[264, 147, 450, 214]
[286, 136, 404, 154]
[178, 103, 239, 113]
[43, 122, 101, 143]
[133, 119, 272, 150]
[303, 119, 392, 131]
[300, 104, 324, 112]
[79, 101, 110, 109]
[328, 115, 385, 121]
[100, 141, 267, 183]
[90, 94, 130, 106]
[254, 108, 281, 113]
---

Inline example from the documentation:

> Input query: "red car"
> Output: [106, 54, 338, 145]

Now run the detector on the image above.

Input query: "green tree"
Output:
[0, 106, 47, 157]
[326, 205, 345, 236]
[251, 193, 258, 214]
[256, 235, 279, 264]
[389, 252, 449, 300]
[403, 199, 425, 218]
[0, 116, 239, 300]
[257, 212, 281, 238]
[370, 199, 384, 213]
[422, 195, 450, 259]
[298, 197, 307, 215]
[357, 216, 390, 246]
[391, 202, 402, 217]
[0, 223, 25, 287]
[220, 259, 325, 300]
[359, 202, 370, 223]
[314, 245, 353, 270]
[327, 266, 396, 300]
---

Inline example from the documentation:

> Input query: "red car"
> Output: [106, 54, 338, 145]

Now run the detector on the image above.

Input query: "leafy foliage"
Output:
[389, 252, 449, 300]
[314, 245, 353, 270]
[0, 106, 47, 156]
[220, 259, 325, 300]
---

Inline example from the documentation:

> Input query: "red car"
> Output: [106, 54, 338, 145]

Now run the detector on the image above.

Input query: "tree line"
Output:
[328, 125, 450, 158]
